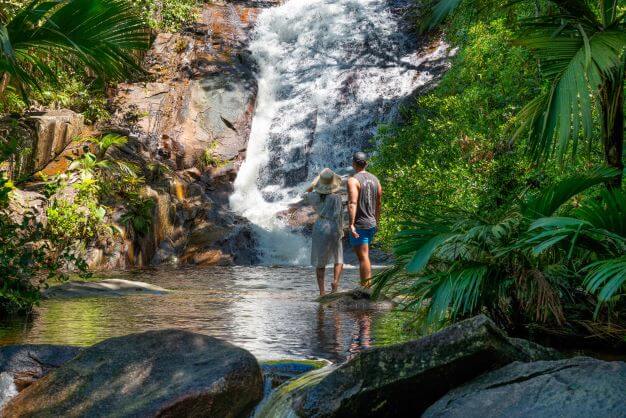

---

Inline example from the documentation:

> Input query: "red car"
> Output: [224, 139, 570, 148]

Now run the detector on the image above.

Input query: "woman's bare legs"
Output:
[332, 263, 343, 293]
[316, 267, 326, 296]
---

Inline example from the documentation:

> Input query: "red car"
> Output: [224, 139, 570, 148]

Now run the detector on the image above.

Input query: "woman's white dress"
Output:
[305, 192, 344, 268]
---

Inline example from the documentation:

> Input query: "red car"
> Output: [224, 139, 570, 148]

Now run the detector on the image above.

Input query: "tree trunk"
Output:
[600, 74, 624, 189]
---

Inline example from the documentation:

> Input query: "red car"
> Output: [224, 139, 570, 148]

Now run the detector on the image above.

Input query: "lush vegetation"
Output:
[0, 0, 154, 314]
[372, 0, 626, 345]
[0, 0, 198, 120]
[131, 0, 199, 32]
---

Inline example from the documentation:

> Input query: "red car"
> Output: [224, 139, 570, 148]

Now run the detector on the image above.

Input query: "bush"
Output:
[0, 178, 89, 314]
[373, 168, 626, 341]
[131, 0, 199, 31]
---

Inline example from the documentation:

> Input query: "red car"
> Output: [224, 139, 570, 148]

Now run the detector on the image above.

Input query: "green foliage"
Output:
[371, 18, 576, 243]
[0, 0, 149, 98]
[131, 0, 199, 31]
[374, 169, 626, 337]
[120, 194, 155, 236]
[0, 174, 89, 314]
[46, 197, 106, 244]
[196, 142, 227, 171]
[422, 0, 626, 185]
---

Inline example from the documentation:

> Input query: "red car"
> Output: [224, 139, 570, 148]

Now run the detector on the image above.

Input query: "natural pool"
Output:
[0, 266, 414, 362]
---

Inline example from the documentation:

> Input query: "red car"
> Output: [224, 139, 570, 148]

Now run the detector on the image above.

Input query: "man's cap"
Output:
[352, 151, 368, 166]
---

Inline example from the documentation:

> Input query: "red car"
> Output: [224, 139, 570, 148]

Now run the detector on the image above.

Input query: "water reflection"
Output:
[0, 267, 415, 361]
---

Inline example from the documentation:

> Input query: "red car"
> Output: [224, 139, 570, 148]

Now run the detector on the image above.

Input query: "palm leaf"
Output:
[1, 0, 149, 94]
[521, 167, 619, 219]
[516, 24, 626, 161]
[576, 188, 626, 237]
[583, 256, 626, 303]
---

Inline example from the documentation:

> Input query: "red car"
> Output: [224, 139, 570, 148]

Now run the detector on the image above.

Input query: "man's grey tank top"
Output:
[353, 171, 379, 229]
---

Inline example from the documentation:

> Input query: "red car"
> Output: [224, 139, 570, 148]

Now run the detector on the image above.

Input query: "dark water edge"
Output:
[0, 266, 419, 362]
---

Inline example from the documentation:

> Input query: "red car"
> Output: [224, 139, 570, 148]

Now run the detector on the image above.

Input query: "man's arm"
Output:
[375, 181, 383, 227]
[347, 177, 360, 238]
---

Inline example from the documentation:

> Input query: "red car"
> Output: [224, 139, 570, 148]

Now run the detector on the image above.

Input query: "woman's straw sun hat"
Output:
[312, 168, 342, 194]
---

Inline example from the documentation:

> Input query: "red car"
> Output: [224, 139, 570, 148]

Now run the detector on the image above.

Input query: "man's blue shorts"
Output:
[350, 227, 376, 247]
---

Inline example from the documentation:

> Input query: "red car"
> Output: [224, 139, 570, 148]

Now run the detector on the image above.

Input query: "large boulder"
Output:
[3, 330, 264, 417]
[424, 357, 626, 418]
[291, 315, 560, 418]
[0, 344, 81, 396]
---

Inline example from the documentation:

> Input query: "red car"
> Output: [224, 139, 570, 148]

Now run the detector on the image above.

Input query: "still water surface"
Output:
[0, 267, 410, 362]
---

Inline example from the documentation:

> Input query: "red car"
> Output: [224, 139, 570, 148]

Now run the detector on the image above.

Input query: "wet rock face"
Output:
[423, 357, 626, 418]
[3, 330, 264, 418]
[111, 2, 268, 171]
[0, 345, 81, 393]
[292, 315, 560, 418]
[0, 110, 84, 179]
[98, 2, 281, 268]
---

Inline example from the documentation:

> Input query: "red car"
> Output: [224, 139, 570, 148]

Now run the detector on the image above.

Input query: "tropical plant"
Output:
[423, 0, 626, 187]
[373, 168, 626, 335]
[0, 0, 149, 98]
[120, 194, 155, 236]
[0, 181, 89, 314]
[68, 134, 138, 181]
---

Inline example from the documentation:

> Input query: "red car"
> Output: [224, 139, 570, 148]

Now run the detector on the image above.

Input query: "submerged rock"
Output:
[424, 357, 626, 418]
[292, 315, 559, 418]
[3, 330, 264, 418]
[0, 344, 81, 408]
[43, 279, 169, 298]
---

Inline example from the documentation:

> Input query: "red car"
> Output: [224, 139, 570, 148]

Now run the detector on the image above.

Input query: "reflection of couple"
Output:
[304, 152, 382, 296]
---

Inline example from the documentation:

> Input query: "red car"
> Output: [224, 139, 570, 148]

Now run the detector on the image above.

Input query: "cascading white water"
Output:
[230, 0, 449, 265]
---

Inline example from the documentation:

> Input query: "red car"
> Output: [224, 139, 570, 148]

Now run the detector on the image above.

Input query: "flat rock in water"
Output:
[292, 315, 560, 418]
[424, 357, 626, 418]
[43, 279, 169, 298]
[3, 330, 264, 418]
[316, 288, 394, 310]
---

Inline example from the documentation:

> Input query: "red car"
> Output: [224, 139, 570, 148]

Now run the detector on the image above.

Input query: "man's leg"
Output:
[353, 244, 372, 287]
[316, 267, 326, 296]
[332, 263, 343, 292]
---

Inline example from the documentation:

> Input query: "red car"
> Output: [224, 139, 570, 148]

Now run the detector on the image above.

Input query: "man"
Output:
[347, 151, 382, 287]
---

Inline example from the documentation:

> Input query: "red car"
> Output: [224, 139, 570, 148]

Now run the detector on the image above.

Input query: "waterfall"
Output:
[230, 0, 449, 265]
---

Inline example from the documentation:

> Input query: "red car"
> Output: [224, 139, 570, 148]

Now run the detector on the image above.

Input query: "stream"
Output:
[0, 267, 412, 362]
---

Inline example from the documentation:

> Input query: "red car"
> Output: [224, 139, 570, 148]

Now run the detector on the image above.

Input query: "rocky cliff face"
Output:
[82, 1, 283, 268]
[0, 110, 84, 180]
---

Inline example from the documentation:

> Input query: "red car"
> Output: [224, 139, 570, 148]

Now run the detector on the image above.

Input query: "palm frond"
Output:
[576, 188, 626, 237]
[515, 23, 626, 161]
[521, 167, 619, 219]
[1, 0, 149, 93]
[420, 0, 464, 32]
[583, 256, 626, 303]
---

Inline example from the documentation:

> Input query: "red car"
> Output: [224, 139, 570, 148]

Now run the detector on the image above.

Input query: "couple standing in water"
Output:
[304, 152, 382, 296]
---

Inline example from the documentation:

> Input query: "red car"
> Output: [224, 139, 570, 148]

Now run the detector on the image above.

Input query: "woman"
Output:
[305, 168, 344, 296]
